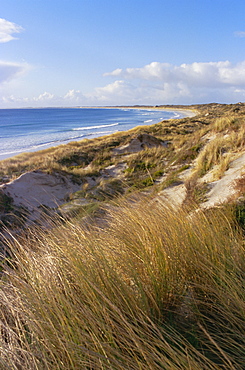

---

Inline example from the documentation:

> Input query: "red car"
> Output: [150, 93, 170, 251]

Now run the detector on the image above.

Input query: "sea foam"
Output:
[72, 122, 119, 131]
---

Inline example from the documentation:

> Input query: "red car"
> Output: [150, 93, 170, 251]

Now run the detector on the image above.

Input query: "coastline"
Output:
[78, 105, 197, 118]
[1, 102, 245, 369]
[0, 106, 196, 161]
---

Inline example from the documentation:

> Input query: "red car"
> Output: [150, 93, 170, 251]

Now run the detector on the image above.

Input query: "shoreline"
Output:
[0, 105, 197, 119]
[77, 105, 198, 117]
[0, 106, 196, 161]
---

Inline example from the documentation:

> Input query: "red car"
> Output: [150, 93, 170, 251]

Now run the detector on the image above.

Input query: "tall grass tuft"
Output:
[193, 135, 229, 176]
[212, 116, 237, 132]
[193, 121, 245, 180]
[0, 197, 245, 369]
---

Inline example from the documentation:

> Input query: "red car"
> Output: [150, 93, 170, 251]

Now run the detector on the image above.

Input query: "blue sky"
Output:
[1, 0, 245, 107]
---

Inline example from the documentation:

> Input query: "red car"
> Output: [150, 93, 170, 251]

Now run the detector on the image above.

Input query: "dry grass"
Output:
[0, 132, 127, 181]
[192, 117, 245, 180]
[235, 174, 245, 196]
[212, 115, 237, 132]
[0, 105, 215, 184]
[0, 104, 244, 197]
[0, 197, 245, 369]
[1, 105, 245, 368]
[194, 135, 229, 176]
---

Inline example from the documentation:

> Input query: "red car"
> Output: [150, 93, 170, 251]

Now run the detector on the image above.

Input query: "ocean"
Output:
[0, 107, 187, 160]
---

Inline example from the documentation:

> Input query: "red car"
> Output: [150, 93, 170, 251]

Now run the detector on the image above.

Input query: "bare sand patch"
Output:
[0, 170, 81, 211]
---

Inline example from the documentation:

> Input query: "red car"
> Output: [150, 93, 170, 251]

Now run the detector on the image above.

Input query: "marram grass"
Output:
[0, 197, 245, 369]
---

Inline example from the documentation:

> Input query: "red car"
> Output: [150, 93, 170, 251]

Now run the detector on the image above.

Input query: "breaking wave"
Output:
[72, 122, 119, 131]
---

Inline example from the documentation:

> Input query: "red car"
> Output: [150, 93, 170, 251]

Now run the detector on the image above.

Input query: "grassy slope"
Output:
[1, 102, 245, 218]
[0, 103, 245, 369]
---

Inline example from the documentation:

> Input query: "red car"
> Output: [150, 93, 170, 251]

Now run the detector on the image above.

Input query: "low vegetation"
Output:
[0, 197, 245, 369]
[0, 103, 245, 369]
[0, 104, 244, 195]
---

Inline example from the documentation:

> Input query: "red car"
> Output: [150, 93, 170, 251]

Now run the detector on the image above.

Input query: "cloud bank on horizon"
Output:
[3, 60, 245, 107]
[1, 13, 245, 108]
[99, 61, 245, 104]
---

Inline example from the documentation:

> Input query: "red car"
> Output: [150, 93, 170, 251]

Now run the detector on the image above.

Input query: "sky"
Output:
[1, 0, 245, 108]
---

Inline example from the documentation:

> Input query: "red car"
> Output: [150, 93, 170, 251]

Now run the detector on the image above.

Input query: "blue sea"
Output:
[0, 107, 186, 160]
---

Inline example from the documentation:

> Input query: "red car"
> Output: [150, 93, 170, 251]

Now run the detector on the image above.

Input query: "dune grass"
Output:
[0, 104, 244, 199]
[1, 104, 245, 368]
[0, 197, 245, 369]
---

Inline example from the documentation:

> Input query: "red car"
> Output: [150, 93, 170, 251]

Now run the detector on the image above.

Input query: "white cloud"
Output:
[84, 80, 139, 104]
[0, 18, 23, 43]
[103, 68, 122, 77]
[105, 62, 172, 81]
[98, 60, 245, 104]
[33, 92, 55, 101]
[94, 80, 133, 97]
[1, 95, 29, 104]
[0, 93, 53, 107]
[0, 60, 30, 83]
[1, 90, 84, 108]
[105, 61, 245, 87]
[0, 21, 29, 95]
[234, 31, 245, 38]
[64, 89, 82, 101]
[3, 60, 245, 108]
